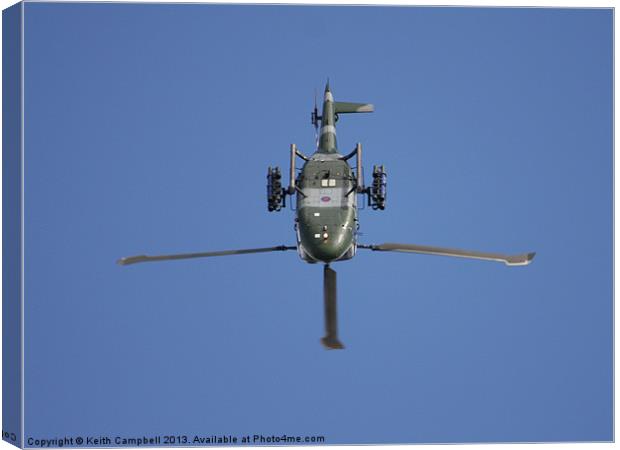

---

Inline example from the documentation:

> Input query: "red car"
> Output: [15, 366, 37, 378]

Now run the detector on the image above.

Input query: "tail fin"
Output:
[334, 101, 374, 114]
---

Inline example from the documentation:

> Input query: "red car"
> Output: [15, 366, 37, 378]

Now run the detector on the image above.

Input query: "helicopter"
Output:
[118, 81, 536, 350]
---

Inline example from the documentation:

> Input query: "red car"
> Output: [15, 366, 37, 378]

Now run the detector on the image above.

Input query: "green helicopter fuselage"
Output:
[295, 85, 359, 263]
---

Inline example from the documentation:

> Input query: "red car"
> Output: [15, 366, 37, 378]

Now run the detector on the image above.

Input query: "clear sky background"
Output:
[22, 3, 611, 444]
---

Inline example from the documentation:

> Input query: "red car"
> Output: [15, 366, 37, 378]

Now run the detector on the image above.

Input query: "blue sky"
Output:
[21, 3, 611, 444]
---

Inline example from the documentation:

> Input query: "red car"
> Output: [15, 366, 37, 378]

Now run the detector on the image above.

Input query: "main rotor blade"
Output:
[359, 243, 535, 266]
[117, 245, 296, 266]
[321, 265, 344, 349]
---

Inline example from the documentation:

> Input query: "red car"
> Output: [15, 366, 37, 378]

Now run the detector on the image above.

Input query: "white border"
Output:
[20, 1, 24, 447]
[0, 2, 615, 450]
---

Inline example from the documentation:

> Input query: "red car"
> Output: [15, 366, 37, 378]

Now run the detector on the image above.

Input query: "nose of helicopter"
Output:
[301, 225, 353, 263]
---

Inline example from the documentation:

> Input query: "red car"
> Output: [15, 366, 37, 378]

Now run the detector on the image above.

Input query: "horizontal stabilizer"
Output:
[334, 101, 374, 114]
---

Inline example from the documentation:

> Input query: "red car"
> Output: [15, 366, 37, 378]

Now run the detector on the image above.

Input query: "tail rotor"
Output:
[311, 88, 320, 149]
